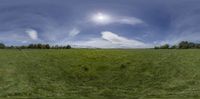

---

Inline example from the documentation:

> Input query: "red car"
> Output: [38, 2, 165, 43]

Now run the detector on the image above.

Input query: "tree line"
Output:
[1, 41, 199, 49]
[155, 41, 200, 49]
[0, 43, 72, 49]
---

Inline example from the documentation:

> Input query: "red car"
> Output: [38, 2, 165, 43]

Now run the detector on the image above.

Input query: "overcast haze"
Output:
[0, 0, 200, 48]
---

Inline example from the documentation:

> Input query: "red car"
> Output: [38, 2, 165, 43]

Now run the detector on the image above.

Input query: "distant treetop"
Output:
[0, 43, 72, 49]
[155, 41, 200, 49]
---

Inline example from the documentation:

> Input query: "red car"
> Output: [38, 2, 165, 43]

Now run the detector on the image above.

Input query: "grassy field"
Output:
[1, 49, 200, 99]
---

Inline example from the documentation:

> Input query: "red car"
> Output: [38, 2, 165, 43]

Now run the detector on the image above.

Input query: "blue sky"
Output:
[0, 0, 200, 48]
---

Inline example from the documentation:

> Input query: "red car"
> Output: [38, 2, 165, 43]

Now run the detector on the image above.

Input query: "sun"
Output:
[92, 13, 111, 24]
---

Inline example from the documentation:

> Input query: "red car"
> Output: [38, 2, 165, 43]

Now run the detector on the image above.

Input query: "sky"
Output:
[0, 0, 200, 48]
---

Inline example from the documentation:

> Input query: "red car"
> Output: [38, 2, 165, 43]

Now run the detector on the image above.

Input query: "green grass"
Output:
[1, 49, 200, 99]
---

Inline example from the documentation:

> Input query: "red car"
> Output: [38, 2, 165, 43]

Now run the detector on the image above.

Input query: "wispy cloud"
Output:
[91, 12, 144, 26]
[26, 29, 38, 40]
[101, 31, 146, 47]
[68, 28, 80, 37]
[116, 17, 144, 25]
[101, 31, 144, 47]
[70, 31, 149, 48]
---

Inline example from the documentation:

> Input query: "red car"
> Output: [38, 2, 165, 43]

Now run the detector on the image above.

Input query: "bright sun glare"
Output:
[92, 13, 111, 24]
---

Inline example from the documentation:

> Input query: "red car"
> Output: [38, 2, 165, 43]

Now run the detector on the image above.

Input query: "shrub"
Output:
[160, 44, 169, 49]
[120, 64, 126, 69]
[178, 41, 189, 49]
[66, 45, 72, 49]
[0, 43, 5, 49]
[170, 45, 177, 49]
[154, 46, 160, 49]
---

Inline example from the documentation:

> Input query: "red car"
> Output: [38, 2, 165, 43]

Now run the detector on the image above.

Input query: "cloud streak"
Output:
[68, 28, 80, 37]
[91, 13, 144, 26]
[101, 31, 145, 47]
[26, 29, 38, 40]
[116, 17, 144, 25]
[70, 31, 149, 48]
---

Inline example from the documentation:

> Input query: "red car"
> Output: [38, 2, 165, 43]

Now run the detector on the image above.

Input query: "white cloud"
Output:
[68, 28, 80, 37]
[71, 38, 118, 48]
[117, 17, 143, 25]
[70, 31, 150, 48]
[26, 29, 38, 40]
[91, 13, 144, 25]
[153, 31, 200, 46]
[101, 31, 146, 47]
[21, 40, 28, 43]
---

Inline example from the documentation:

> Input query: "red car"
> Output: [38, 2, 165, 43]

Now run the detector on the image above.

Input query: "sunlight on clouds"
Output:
[92, 13, 112, 24]
[91, 12, 143, 25]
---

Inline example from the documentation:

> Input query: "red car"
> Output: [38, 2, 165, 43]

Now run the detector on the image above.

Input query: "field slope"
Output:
[0, 49, 200, 99]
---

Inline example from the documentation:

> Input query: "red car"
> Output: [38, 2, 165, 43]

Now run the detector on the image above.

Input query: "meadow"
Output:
[0, 49, 200, 99]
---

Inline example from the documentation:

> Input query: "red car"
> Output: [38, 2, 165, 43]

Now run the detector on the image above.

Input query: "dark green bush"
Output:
[0, 43, 5, 49]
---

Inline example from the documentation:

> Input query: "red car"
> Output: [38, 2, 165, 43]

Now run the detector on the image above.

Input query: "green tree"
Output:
[0, 43, 5, 49]
[160, 44, 169, 49]
[154, 46, 159, 49]
[37, 44, 42, 49]
[45, 44, 50, 49]
[170, 45, 177, 49]
[178, 41, 190, 49]
[66, 45, 72, 49]
[188, 42, 195, 48]
[195, 43, 200, 48]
